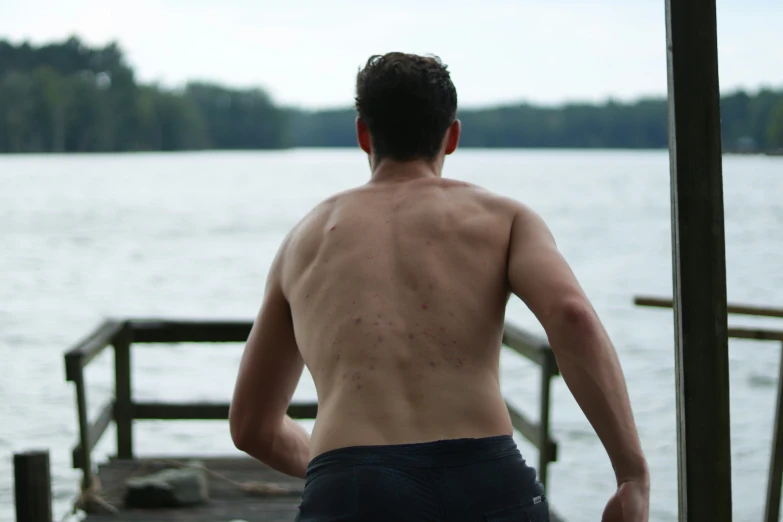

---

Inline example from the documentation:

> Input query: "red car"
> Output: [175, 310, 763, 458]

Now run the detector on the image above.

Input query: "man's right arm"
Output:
[506, 203, 649, 489]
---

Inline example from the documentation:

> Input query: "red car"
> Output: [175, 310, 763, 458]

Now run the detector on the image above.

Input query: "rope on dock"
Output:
[155, 458, 304, 496]
[65, 458, 303, 518]
[62, 475, 119, 521]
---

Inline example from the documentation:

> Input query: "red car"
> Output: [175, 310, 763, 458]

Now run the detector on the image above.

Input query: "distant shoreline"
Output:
[3, 37, 782, 154]
[1, 147, 781, 156]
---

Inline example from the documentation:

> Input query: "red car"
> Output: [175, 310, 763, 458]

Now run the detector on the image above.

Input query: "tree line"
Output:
[1, 37, 782, 153]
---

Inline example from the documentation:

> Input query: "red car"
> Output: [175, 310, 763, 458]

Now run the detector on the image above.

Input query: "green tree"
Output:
[186, 83, 287, 149]
[768, 101, 783, 149]
[0, 71, 38, 152]
[140, 86, 208, 151]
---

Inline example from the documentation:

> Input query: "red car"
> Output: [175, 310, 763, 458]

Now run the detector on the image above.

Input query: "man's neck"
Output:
[370, 158, 442, 183]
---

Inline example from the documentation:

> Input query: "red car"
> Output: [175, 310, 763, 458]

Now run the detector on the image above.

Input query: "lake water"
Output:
[1, 149, 782, 522]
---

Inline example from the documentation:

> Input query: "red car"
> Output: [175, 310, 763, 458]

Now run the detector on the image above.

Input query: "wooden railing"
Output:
[635, 296, 783, 522]
[64, 318, 561, 492]
[634, 296, 783, 320]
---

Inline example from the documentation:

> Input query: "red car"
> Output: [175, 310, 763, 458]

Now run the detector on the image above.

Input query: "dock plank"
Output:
[85, 457, 302, 522]
[85, 456, 565, 521]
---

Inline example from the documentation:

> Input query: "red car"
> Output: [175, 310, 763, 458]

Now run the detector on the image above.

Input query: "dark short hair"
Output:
[355, 53, 458, 162]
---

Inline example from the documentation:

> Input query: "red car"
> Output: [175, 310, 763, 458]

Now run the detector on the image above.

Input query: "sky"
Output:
[1, 0, 782, 109]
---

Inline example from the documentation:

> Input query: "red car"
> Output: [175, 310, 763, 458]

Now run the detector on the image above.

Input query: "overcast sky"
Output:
[2, 0, 781, 109]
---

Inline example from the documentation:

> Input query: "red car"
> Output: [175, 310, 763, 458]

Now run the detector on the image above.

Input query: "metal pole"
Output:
[665, 1, 732, 520]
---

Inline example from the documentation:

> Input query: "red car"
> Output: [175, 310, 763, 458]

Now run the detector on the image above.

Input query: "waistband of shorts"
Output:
[306, 435, 520, 480]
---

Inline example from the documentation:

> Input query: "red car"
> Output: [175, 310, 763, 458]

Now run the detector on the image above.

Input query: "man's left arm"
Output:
[229, 245, 310, 478]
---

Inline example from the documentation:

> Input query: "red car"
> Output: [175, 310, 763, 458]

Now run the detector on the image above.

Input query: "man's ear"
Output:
[356, 118, 372, 154]
[444, 120, 461, 155]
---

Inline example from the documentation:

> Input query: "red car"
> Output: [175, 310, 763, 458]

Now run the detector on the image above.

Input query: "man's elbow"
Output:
[544, 296, 600, 336]
[229, 407, 276, 458]
[540, 297, 608, 362]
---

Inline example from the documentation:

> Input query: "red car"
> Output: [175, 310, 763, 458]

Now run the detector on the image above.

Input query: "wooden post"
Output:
[73, 370, 93, 490]
[13, 450, 52, 522]
[665, 1, 732, 521]
[764, 341, 783, 522]
[537, 352, 555, 491]
[113, 323, 133, 459]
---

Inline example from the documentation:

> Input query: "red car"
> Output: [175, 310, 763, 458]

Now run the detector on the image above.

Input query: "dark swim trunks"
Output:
[295, 435, 549, 521]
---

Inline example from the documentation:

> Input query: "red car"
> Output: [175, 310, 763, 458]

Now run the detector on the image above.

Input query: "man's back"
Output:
[281, 177, 515, 456]
[229, 52, 649, 521]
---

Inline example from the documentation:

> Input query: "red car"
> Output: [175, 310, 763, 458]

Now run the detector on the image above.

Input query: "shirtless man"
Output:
[229, 53, 650, 521]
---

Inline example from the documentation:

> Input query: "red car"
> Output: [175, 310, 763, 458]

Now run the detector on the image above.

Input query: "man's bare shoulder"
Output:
[438, 179, 538, 216]
[442, 180, 556, 248]
[278, 187, 363, 258]
[287, 186, 361, 234]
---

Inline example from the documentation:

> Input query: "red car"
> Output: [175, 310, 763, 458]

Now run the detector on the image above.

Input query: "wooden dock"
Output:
[57, 318, 566, 522]
[82, 456, 566, 522]
[86, 457, 304, 522]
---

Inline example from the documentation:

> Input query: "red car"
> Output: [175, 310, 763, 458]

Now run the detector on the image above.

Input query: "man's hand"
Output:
[602, 479, 650, 522]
